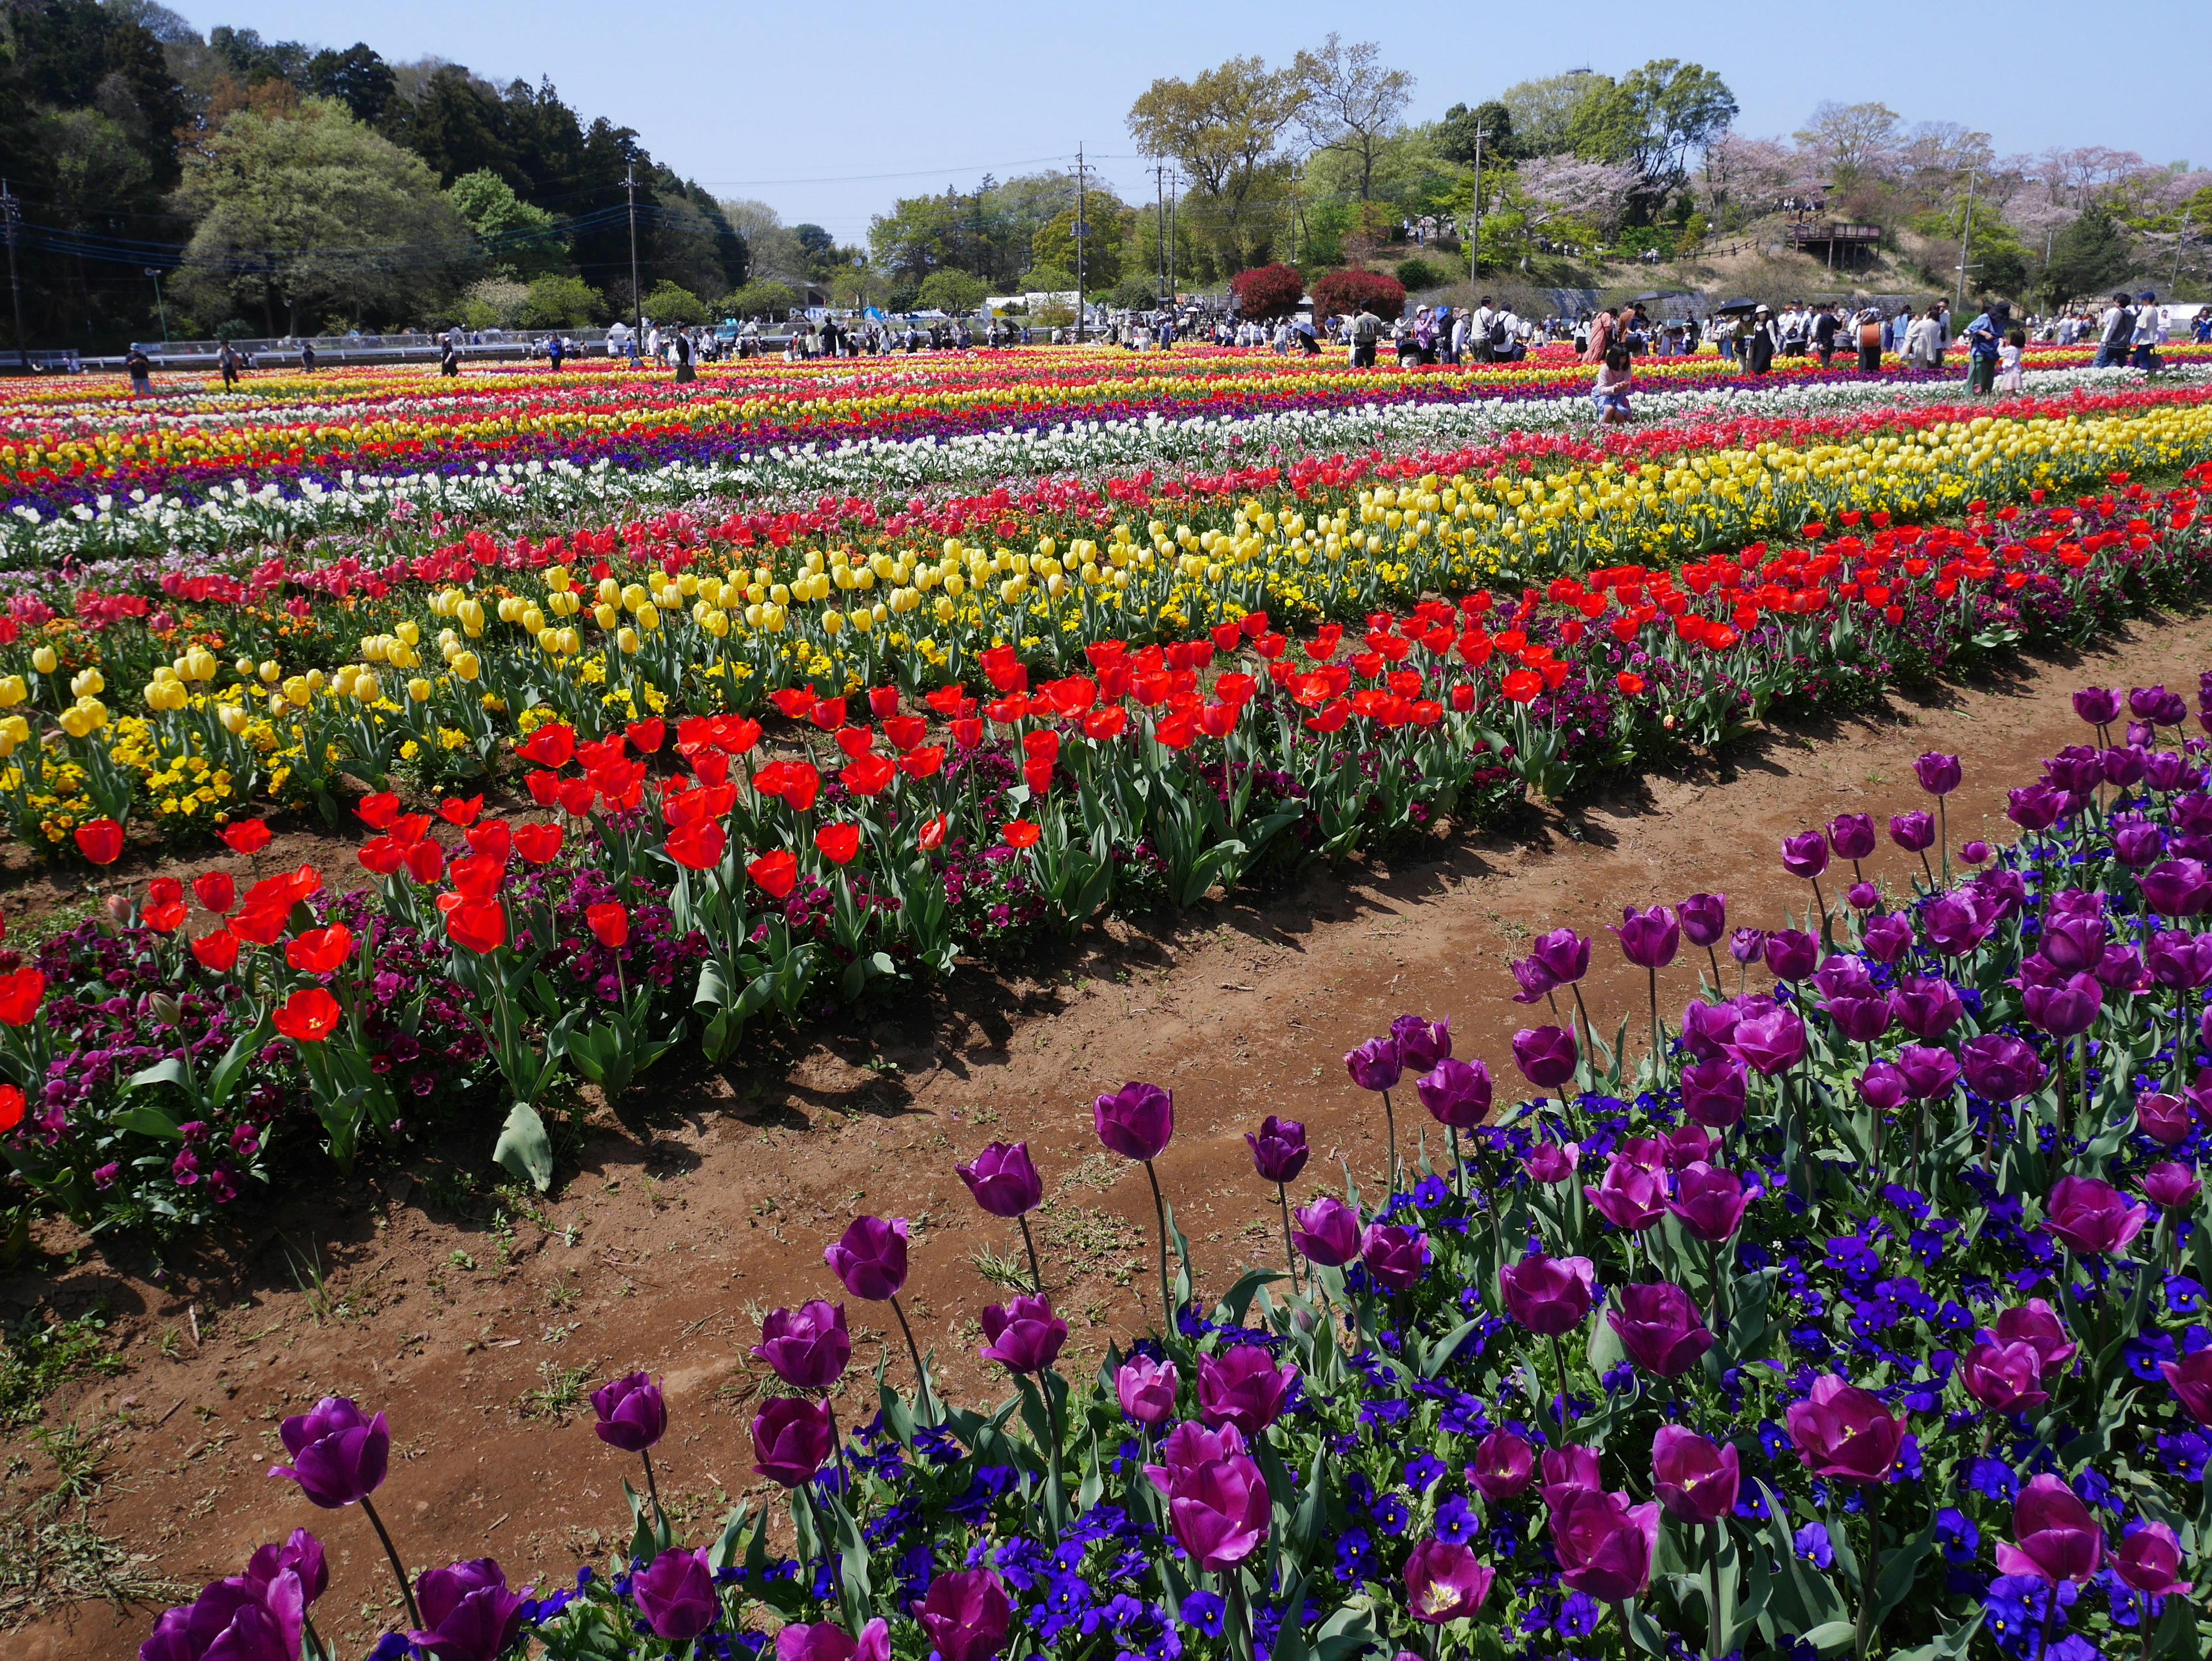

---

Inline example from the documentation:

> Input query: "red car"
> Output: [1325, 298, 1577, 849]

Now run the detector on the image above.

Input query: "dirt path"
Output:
[12, 610, 2212, 1659]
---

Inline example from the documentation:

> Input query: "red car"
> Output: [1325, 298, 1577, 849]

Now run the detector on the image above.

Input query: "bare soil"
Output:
[9, 611, 2212, 1660]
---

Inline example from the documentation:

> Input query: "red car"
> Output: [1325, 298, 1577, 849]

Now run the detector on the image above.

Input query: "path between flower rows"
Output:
[14, 608, 2212, 1659]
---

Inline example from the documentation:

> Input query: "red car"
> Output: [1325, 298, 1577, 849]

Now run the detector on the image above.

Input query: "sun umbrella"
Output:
[1711, 297, 1760, 316]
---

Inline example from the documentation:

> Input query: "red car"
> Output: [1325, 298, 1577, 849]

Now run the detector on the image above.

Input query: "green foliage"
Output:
[915, 269, 988, 315]
[517, 274, 605, 330]
[1020, 264, 1079, 296]
[1395, 257, 1441, 292]
[1110, 275, 1159, 310]
[2042, 203, 2136, 306]
[0, 1307, 120, 1431]
[870, 173, 1091, 289]
[722, 281, 798, 319]
[446, 169, 567, 278]
[454, 277, 529, 331]
[1436, 100, 1515, 165]
[643, 282, 709, 326]
[1563, 59, 1738, 221]
[1032, 208, 1126, 291]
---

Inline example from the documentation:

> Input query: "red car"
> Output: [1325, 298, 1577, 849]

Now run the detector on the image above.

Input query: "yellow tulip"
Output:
[31, 646, 56, 674]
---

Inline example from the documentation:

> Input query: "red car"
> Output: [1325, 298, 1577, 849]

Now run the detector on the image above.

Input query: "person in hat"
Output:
[1743, 305, 1777, 374]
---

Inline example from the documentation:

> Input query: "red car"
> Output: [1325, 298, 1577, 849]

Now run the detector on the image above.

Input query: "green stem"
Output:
[357, 1493, 422, 1632]
[1145, 1160, 1177, 1341]
[1706, 1521, 1726, 1661]
[1380, 1087, 1399, 1193]
[1277, 1185, 1300, 1294]
[1853, 1480, 1884, 1659]
[1548, 1331, 1572, 1444]
[889, 1295, 935, 1422]
[641, 1446, 666, 1537]
[1018, 1213, 1046, 1297]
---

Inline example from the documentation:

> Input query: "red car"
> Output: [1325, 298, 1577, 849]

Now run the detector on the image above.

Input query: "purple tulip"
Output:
[1651, 1426, 1740, 1524]
[1391, 1015, 1452, 1071]
[2047, 746, 2106, 796]
[1606, 1282, 1714, 1378]
[1728, 927, 1767, 965]
[2041, 1173, 2149, 1256]
[244, 1531, 325, 1607]
[1403, 1537, 1495, 1623]
[1961, 841, 1991, 865]
[978, 1294, 1067, 1374]
[1522, 1140, 1580, 1183]
[2135, 1091, 2194, 1146]
[1995, 1475, 2105, 1585]
[1846, 881, 1880, 910]
[589, 1372, 666, 1453]
[268, 1397, 388, 1509]
[1728, 1007, 1806, 1077]
[1859, 911, 1915, 963]
[1245, 1115, 1310, 1183]
[1361, 1223, 1428, 1291]
[1585, 1155, 1665, 1232]
[1915, 751, 1962, 796]
[2040, 903, 2108, 973]
[1762, 929, 1818, 982]
[1857, 1060, 1907, 1116]
[1532, 927, 1591, 983]
[1896, 1045, 1962, 1102]
[1094, 1081, 1174, 1160]
[957, 1142, 1044, 1218]
[1827, 812, 1877, 861]
[1824, 990, 1891, 1045]
[778, 1621, 878, 1661]
[1143, 1423, 1270, 1571]
[2143, 858, 2212, 917]
[1499, 1253, 1596, 1335]
[2074, 686, 2120, 726]
[2164, 1350, 2212, 1424]
[1668, 1161, 1751, 1242]
[1679, 892, 1728, 947]
[919, 1569, 1013, 1661]
[1289, 1196, 1362, 1266]
[1780, 831, 1830, 880]
[1679, 998, 1740, 1060]
[1962, 1032, 2047, 1103]
[2140, 1161, 2202, 1212]
[1922, 893, 1993, 958]
[1539, 1444, 1601, 1508]
[632, 1547, 719, 1642]
[751, 1395, 834, 1487]
[2104, 746, 2148, 789]
[753, 1301, 851, 1393]
[1548, 1488, 1660, 1603]
[1415, 1058, 1492, 1129]
[2132, 684, 2187, 726]
[1813, 954, 1876, 1001]
[1993, 1299, 2077, 1379]
[2096, 944, 2147, 994]
[2146, 750, 2200, 792]
[1512, 1025, 1578, 1089]
[1889, 810, 1936, 853]
[1196, 1345, 1295, 1435]
[1510, 954, 1560, 1002]
[1889, 975, 1963, 1039]
[1116, 1356, 1180, 1425]
[1614, 905, 1680, 968]
[1659, 1123, 1715, 1170]
[1785, 1375, 1905, 1485]
[2145, 929, 2212, 990]
[2008, 784, 2062, 832]
[141, 1575, 304, 1661]
[824, 1216, 909, 1301]
[2113, 821, 2167, 867]
[1680, 1056, 1748, 1129]
[1468, 1429, 1534, 1499]
[1959, 1341, 2050, 1414]
[2111, 1521, 2190, 1597]
[408, 1558, 525, 1661]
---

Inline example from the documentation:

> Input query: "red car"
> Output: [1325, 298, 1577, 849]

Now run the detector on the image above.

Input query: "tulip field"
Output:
[0, 346, 2209, 1660]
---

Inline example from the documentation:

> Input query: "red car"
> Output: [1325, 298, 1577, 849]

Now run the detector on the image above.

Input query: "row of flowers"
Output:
[4, 395, 2209, 854]
[2, 362, 2200, 570]
[3, 467, 2210, 1236]
[131, 682, 2212, 1660]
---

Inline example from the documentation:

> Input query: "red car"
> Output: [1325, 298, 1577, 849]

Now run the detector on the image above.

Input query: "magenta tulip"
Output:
[1499, 1253, 1596, 1335]
[1785, 1375, 1905, 1485]
[589, 1372, 666, 1453]
[753, 1302, 851, 1393]
[978, 1294, 1067, 1374]
[1668, 1162, 1751, 1242]
[957, 1142, 1044, 1218]
[1094, 1081, 1173, 1160]
[918, 1569, 1013, 1661]
[1290, 1196, 1362, 1267]
[824, 1216, 908, 1300]
[1548, 1488, 1660, 1603]
[2041, 1174, 2149, 1256]
[2111, 1520, 2190, 1597]
[750, 1395, 834, 1487]
[1467, 1429, 1533, 1500]
[1994, 1475, 2104, 1585]
[1195, 1345, 1294, 1436]
[1606, 1282, 1714, 1379]
[1651, 1426, 1740, 1524]
[1402, 1538, 1494, 1623]
[1115, 1356, 1180, 1427]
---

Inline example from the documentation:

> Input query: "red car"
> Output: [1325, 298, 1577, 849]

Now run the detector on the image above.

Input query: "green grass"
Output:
[0, 1507, 184, 1628]
[0, 1307, 122, 1431]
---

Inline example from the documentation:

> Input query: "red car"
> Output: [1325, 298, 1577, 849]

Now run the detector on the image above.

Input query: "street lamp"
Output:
[143, 267, 168, 343]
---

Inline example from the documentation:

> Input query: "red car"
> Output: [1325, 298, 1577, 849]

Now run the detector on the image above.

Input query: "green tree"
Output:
[1032, 208, 1124, 290]
[1566, 59, 1737, 221]
[1110, 275, 1158, 309]
[916, 269, 988, 313]
[305, 44, 397, 126]
[1497, 73, 1604, 158]
[721, 280, 798, 319]
[642, 281, 707, 325]
[2041, 203, 2134, 307]
[174, 97, 473, 334]
[517, 274, 604, 328]
[1436, 101, 1515, 165]
[446, 170, 566, 277]
[1291, 35, 1414, 204]
[1128, 55, 1300, 272]
[1021, 264, 1078, 294]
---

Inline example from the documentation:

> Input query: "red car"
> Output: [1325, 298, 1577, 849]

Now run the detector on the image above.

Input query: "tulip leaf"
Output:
[1797, 1620, 1858, 1655]
[1307, 1601, 1380, 1661]
[1421, 1316, 1482, 1379]
[1867, 1502, 1942, 1630]
[1212, 1268, 1281, 1330]
[1266, 1570, 1312, 1661]
[112, 1103, 185, 1141]
[493, 1102, 554, 1192]
[705, 1502, 756, 1573]
[205, 1016, 273, 1113]
[122, 1057, 193, 1099]
[1621, 1598, 1669, 1656]
[1884, 1609, 1986, 1661]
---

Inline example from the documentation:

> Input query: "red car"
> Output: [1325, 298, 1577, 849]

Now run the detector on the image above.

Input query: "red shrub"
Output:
[1229, 263, 1305, 321]
[1310, 269, 1407, 323]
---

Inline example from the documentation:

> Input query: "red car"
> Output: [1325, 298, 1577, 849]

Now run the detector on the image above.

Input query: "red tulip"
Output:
[665, 819, 727, 871]
[217, 819, 272, 855]
[0, 967, 46, 1026]
[273, 987, 342, 1042]
[588, 903, 629, 949]
[191, 871, 236, 914]
[445, 898, 507, 954]
[1001, 820, 1041, 849]
[749, 850, 798, 898]
[285, 925, 353, 975]
[513, 823, 564, 864]
[0, 1083, 21, 1132]
[190, 930, 241, 973]
[73, 818, 123, 865]
[815, 823, 861, 866]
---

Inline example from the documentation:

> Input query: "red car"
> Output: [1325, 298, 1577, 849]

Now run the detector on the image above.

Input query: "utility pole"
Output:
[1954, 167, 1977, 317]
[624, 162, 642, 340]
[1, 180, 24, 371]
[1075, 144, 1086, 343]
[1166, 173, 1177, 306]
[2176, 209, 2192, 293]
[1469, 123, 1483, 282]
[1155, 164, 1167, 307]
[144, 267, 168, 343]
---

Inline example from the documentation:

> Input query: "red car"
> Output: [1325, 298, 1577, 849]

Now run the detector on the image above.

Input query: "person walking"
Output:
[1580, 305, 1616, 365]
[124, 345, 154, 397]
[1743, 305, 1777, 374]
[216, 340, 241, 391]
[440, 337, 460, 377]
[2094, 292, 2136, 368]
[1854, 307, 1883, 373]
[1812, 302, 1840, 368]
[1964, 300, 2007, 395]
[2130, 292, 2166, 370]
[1350, 304, 1383, 368]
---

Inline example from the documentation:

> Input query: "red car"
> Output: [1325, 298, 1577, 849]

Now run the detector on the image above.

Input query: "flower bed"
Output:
[135, 680, 2211, 1661]
[3, 467, 2211, 1243]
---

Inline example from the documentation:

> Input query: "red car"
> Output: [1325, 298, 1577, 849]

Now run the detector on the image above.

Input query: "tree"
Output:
[1230, 262, 1304, 319]
[173, 97, 473, 334]
[1128, 56, 1300, 271]
[1517, 156, 1642, 239]
[642, 282, 706, 325]
[1566, 59, 1737, 220]
[1497, 73, 1605, 158]
[454, 277, 528, 330]
[721, 280, 797, 319]
[1111, 275, 1158, 309]
[1310, 268, 1404, 321]
[446, 170, 566, 277]
[1437, 101, 1514, 166]
[517, 274, 603, 329]
[916, 269, 987, 313]
[2040, 202, 2134, 305]
[1291, 36, 1413, 204]
[1032, 207, 1124, 290]
[305, 44, 397, 126]
[1792, 102, 1902, 197]
[1021, 264, 1078, 295]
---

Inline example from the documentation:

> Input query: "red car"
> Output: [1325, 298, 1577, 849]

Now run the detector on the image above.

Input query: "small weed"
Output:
[0, 1505, 184, 1624]
[518, 1362, 593, 1422]
[0, 1307, 121, 1431]
[449, 1250, 478, 1273]
[970, 1245, 1033, 1293]
[30, 1420, 104, 1505]
[1057, 1153, 1120, 1193]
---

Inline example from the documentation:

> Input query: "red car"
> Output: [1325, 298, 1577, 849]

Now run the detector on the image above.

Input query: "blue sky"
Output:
[173, 0, 2202, 240]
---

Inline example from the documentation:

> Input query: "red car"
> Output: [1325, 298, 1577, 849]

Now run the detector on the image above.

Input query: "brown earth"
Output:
[9, 608, 2212, 1660]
